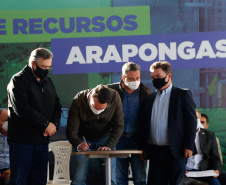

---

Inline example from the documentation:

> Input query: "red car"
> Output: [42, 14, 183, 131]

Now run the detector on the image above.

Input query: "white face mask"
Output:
[197, 119, 204, 129]
[124, 79, 140, 90]
[2, 121, 8, 132]
[89, 99, 106, 115]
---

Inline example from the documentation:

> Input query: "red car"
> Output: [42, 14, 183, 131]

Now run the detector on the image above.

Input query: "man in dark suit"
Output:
[185, 110, 221, 185]
[141, 61, 197, 185]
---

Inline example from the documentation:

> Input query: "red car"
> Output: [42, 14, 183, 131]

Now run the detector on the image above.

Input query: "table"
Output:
[72, 150, 142, 185]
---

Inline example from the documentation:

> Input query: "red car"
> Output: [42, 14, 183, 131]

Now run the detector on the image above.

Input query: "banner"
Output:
[0, 6, 150, 43]
[52, 31, 226, 74]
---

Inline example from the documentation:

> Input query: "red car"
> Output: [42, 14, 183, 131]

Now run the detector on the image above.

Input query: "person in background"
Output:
[201, 114, 222, 163]
[7, 48, 62, 185]
[108, 62, 152, 185]
[200, 114, 209, 130]
[0, 109, 10, 185]
[201, 113, 226, 185]
[66, 84, 124, 185]
[141, 61, 197, 185]
[185, 110, 221, 185]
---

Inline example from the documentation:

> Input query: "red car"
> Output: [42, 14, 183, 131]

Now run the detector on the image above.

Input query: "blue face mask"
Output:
[152, 75, 169, 89]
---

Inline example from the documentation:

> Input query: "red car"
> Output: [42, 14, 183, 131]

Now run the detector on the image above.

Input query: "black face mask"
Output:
[33, 62, 49, 80]
[152, 75, 169, 90]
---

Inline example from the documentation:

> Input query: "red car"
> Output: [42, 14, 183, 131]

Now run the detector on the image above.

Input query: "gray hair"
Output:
[28, 48, 53, 66]
[122, 62, 140, 77]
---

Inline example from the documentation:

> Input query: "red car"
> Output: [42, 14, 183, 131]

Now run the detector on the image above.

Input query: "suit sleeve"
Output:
[216, 138, 223, 164]
[183, 90, 197, 151]
[210, 133, 222, 172]
[105, 91, 124, 149]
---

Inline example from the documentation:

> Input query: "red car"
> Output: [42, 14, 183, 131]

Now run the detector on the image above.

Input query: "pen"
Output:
[83, 136, 87, 143]
[82, 136, 90, 151]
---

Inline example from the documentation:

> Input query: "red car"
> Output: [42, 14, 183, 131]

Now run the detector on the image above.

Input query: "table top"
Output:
[72, 150, 142, 156]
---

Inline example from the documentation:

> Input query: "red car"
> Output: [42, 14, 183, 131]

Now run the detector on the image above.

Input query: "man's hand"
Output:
[0, 121, 7, 137]
[97, 146, 111, 151]
[2, 169, 10, 183]
[213, 170, 220, 178]
[184, 149, 193, 158]
[140, 150, 146, 161]
[43, 122, 56, 136]
[43, 132, 48, 137]
[78, 142, 91, 151]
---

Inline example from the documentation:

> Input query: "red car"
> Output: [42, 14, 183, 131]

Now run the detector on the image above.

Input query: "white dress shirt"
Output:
[186, 128, 203, 170]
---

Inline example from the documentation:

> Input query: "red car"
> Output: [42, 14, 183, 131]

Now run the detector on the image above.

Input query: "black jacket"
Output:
[66, 88, 124, 150]
[7, 65, 61, 144]
[198, 128, 222, 172]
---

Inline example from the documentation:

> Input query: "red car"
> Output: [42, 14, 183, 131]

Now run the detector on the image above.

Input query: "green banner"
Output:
[0, 6, 151, 43]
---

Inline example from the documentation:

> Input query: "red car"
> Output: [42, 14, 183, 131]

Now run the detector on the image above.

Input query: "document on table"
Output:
[186, 170, 219, 177]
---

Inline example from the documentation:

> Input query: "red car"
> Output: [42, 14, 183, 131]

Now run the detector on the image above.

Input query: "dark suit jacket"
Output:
[141, 86, 197, 159]
[198, 128, 222, 172]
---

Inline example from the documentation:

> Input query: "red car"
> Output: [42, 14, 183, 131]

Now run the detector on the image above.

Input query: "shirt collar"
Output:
[156, 84, 172, 95]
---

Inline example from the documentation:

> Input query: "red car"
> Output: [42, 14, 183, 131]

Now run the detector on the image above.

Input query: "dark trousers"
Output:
[218, 171, 226, 185]
[147, 144, 186, 185]
[9, 142, 48, 185]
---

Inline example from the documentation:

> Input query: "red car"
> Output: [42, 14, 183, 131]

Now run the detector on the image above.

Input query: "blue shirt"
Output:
[0, 133, 10, 169]
[122, 85, 140, 135]
[149, 84, 172, 145]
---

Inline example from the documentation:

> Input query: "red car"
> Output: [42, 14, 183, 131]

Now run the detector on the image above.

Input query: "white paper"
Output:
[186, 170, 218, 177]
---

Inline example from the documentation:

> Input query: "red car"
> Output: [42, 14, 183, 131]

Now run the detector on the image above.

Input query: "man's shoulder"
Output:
[74, 89, 90, 99]
[10, 65, 31, 81]
[108, 87, 121, 99]
[140, 82, 152, 94]
[9, 68, 28, 86]
[200, 128, 215, 138]
[201, 128, 214, 134]
[107, 82, 120, 90]
[145, 91, 156, 99]
[171, 86, 192, 97]
[172, 86, 190, 92]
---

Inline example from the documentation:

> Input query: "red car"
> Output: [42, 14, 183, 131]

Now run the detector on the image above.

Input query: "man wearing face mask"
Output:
[7, 48, 62, 185]
[66, 84, 124, 185]
[141, 61, 197, 185]
[107, 62, 152, 185]
[200, 113, 226, 185]
[0, 109, 10, 185]
[185, 110, 221, 185]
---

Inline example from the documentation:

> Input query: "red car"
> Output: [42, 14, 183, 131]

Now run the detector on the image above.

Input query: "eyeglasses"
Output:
[34, 62, 52, 70]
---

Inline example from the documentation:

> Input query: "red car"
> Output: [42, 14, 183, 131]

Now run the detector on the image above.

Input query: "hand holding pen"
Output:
[78, 136, 91, 151]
